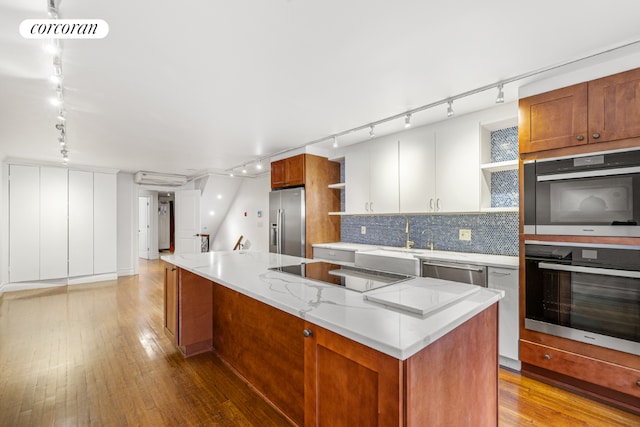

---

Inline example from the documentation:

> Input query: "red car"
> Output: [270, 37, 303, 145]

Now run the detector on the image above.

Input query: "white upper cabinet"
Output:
[345, 139, 399, 214]
[432, 119, 481, 213]
[399, 130, 436, 212]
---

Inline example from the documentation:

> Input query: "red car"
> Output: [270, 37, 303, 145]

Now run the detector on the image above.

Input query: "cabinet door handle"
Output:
[592, 133, 601, 139]
[303, 329, 313, 338]
[429, 198, 434, 211]
[171, 267, 176, 272]
[636, 380, 640, 387]
[544, 354, 551, 360]
[436, 198, 441, 211]
[365, 202, 369, 212]
[577, 135, 585, 141]
[370, 202, 373, 213]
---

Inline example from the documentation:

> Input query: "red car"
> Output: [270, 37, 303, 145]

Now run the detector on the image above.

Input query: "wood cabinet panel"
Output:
[519, 83, 588, 153]
[271, 154, 306, 189]
[212, 283, 305, 426]
[304, 322, 403, 427]
[521, 340, 640, 400]
[303, 154, 340, 256]
[405, 304, 499, 426]
[589, 67, 640, 144]
[163, 263, 178, 344]
[177, 269, 213, 356]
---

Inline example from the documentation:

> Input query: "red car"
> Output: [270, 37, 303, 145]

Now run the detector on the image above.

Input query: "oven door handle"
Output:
[536, 166, 640, 182]
[538, 262, 640, 279]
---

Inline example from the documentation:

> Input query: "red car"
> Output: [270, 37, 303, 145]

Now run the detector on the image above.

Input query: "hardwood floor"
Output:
[1, 259, 639, 426]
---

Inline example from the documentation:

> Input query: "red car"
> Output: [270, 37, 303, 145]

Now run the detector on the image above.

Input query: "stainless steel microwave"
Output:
[524, 149, 640, 237]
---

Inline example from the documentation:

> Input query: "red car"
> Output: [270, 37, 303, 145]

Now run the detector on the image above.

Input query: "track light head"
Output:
[447, 100, 454, 117]
[256, 161, 263, 170]
[496, 84, 505, 104]
[405, 114, 412, 128]
[332, 136, 338, 148]
[369, 125, 375, 138]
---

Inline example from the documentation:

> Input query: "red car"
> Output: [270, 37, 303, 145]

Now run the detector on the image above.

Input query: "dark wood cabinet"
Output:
[589, 67, 640, 144]
[177, 268, 213, 357]
[163, 262, 178, 344]
[519, 67, 640, 154]
[303, 323, 403, 426]
[271, 154, 305, 188]
[519, 83, 588, 153]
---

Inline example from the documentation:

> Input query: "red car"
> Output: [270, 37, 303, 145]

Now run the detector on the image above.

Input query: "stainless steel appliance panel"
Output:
[421, 260, 487, 287]
[269, 187, 305, 257]
[525, 241, 640, 355]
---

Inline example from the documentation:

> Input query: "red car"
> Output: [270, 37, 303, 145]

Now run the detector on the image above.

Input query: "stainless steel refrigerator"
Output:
[269, 187, 306, 257]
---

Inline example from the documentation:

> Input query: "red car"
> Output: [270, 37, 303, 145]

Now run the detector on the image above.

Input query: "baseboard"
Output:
[117, 268, 136, 277]
[1, 280, 68, 295]
[499, 356, 521, 371]
[67, 273, 117, 285]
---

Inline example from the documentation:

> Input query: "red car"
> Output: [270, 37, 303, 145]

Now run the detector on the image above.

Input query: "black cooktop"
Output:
[269, 261, 410, 292]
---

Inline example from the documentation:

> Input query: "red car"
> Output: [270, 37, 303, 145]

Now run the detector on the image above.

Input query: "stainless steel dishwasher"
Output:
[421, 260, 487, 287]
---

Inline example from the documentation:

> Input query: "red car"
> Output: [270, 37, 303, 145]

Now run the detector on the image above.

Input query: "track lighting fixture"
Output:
[369, 125, 375, 138]
[333, 136, 338, 148]
[496, 84, 505, 104]
[229, 172, 234, 177]
[242, 165, 247, 174]
[256, 161, 263, 170]
[404, 114, 411, 128]
[57, 109, 66, 121]
[447, 100, 454, 117]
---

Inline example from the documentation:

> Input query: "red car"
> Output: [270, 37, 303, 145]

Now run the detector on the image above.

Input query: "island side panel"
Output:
[211, 282, 305, 426]
[163, 262, 178, 344]
[405, 303, 499, 426]
[177, 268, 213, 356]
[304, 322, 404, 427]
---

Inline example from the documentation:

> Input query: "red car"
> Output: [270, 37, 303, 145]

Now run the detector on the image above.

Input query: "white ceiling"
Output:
[1, 0, 640, 176]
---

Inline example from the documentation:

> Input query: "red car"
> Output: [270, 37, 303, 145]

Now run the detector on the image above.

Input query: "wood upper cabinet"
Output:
[303, 322, 403, 427]
[271, 154, 305, 188]
[589, 67, 640, 144]
[519, 83, 588, 153]
[163, 262, 178, 344]
[519, 67, 640, 154]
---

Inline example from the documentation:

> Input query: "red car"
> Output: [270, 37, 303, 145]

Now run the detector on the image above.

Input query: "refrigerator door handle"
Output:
[277, 208, 284, 254]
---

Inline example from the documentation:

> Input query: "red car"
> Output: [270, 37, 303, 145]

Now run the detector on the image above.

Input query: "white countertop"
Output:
[313, 242, 519, 269]
[162, 250, 503, 360]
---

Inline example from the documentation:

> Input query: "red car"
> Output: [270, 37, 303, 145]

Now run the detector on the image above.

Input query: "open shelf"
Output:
[328, 183, 345, 190]
[480, 159, 518, 173]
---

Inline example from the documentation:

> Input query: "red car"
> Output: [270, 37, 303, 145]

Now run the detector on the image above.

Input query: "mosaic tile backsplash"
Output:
[339, 126, 520, 257]
[341, 212, 519, 256]
[491, 126, 519, 208]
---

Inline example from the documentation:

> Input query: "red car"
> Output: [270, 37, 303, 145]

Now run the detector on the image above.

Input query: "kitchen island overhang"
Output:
[162, 251, 503, 426]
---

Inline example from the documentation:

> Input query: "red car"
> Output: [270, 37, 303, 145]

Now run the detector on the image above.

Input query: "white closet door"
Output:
[174, 190, 201, 254]
[93, 172, 117, 275]
[9, 165, 40, 282]
[68, 170, 94, 277]
[39, 167, 68, 280]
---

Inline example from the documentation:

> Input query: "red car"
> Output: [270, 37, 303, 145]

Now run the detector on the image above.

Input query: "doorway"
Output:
[158, 192, 175, 253]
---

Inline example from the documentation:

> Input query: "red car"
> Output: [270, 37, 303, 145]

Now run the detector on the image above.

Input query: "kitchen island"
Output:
[162, 251, 503, 426]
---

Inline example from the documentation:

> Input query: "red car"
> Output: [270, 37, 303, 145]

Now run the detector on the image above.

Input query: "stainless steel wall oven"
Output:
[525, 241, 640, 356]
[524, 149, 640, 237]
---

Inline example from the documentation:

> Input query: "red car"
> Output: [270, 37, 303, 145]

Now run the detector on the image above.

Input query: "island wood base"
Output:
[165, 266, 500, 426]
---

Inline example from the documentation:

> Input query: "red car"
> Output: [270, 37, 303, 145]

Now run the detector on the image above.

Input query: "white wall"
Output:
[0, 161, 7, 290]
[200, 174, 243, 247]
[117, 172, 138, 276]
[211, 174, 270, 252]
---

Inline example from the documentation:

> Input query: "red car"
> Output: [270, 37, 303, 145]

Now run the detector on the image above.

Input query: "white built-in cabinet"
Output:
[399, 118, 481, 213]
[345, 139, 399, 214]
[40, 167, 69, 280]
[487, 266, 519, 366]
[8, 164, 117, 284]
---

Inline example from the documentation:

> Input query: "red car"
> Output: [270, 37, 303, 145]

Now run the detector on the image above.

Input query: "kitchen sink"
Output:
[354, 249, 421, 276]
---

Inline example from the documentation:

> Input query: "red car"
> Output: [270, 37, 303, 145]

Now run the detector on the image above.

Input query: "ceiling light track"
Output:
[224, 38, 640, 177]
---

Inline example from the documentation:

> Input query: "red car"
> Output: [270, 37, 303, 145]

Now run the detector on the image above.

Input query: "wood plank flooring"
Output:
[1, 258, 639, 426]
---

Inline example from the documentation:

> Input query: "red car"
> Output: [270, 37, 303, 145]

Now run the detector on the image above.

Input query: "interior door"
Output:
[175, 190, 201, 254]
[138, 196, 150, 259]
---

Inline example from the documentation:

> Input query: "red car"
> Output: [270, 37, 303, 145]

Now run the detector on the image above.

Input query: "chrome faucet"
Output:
[405, 218, 415, 249]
